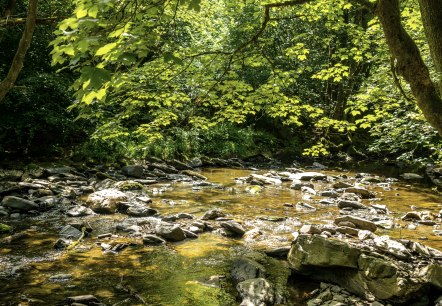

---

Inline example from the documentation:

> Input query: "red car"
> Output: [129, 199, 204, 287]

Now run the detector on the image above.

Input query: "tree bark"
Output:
[376, 0, 442, 136]
[418, 0, 442, 94]
[0, 0, 38, 102]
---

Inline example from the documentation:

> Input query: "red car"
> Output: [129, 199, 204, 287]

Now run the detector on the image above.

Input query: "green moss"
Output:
[116, 181, 144, 190]
[181, 282, 236, 306]
[0, 223, 12, 234]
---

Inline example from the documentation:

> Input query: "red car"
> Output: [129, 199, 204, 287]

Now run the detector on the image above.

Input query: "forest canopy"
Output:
[1, 0, 441, 164]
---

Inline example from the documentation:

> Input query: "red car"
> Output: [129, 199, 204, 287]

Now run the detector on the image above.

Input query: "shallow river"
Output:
[0, 167, 441, 305]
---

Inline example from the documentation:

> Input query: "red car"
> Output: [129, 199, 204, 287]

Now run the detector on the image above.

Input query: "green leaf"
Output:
[188, 0, 201, 12]
[95, 43, 117, 56]
[80, 67, 111, 90]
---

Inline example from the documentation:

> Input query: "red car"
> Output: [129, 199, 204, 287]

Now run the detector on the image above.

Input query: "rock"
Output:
[188, 157, 203, 168]
[290, 180, 314, 190]
[155, 222, 186, 241]
[320, 190, 340, 198]
[220, 221, 246, 237]
[423, 264, 442, 289]
[49, 274, 72, 282]
[402, 211, 435, 221]
[86, 189, 128, 214]
[201, 208, 225, 220]
[289, 235, 361, 270]
[249, 174, 282, 185]
[301, 186, 316, 195]
[183, 229, 198, 238]
[66, 295, 100, 304]
[400, 173, 424, 180]
[288, 235, 428, 303]
[295, 202, 316, 211]
[0, 169, 23, 181]
[116, 223, 142, 233]
[344, 187, 374, 199]
[337, 200, 367, 210]
[1, 196, 39, 212]
[150, 162, 179, 174]
[121, 165, 144, 178]
[300, 224, 322, 235]
[290, 172, 328, 181]
[59, 225, 83, 240]
[170, 159, 193, 170]
[181, 170, 207, 180]
[334, 216, 377, 232]
[264, 246, 291, 259]
[332, 182, 353, 189]
[126, 205, 158, 217]
[373, 236, 411, 260]
[114, 180, 144, 190]
[231, 257, 266, 285]
[245, 185, 263, 194]
[66, 206, 94, 217]
[336, 226, 359, 236]
[143, 234, 166, 245]
[237, 278, 274, 306]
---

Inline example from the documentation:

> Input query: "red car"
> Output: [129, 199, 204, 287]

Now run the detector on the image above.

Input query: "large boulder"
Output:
[1, 196, 39, 212]
[288, 234, 440, 304]
[86, 189, 127, 214]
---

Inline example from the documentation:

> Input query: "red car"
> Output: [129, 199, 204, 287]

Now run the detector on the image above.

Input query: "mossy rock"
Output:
[115, 180, 144, 190]
[0, 223, 12, 234]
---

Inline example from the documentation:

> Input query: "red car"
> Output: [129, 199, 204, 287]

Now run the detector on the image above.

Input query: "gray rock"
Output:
[332, 182, 353, 189]
[0, 169, 23, 181]
[66, 206, 94, 217]
[335, 216, 377, 232]
[237, 278, 274, 306]
[143, 234, 166, 245]
[373, 235, 411, 260]
[1, 196, 39, 211]
[126, 205, 158, 217]
[231, 257, 266, 284]
[59, 225, 83, 239]
[300, 224, 322, 235]
[201, 208, 225, 220]
[181, 170, 208, 180]
[400, 173, 424, 180]
[86, 189, 127, 214]
[155, 222, 186, 241]
[289, 235, 361, 270]
[249, 174, 282, 185]
[344, 187, 374, 199]
[290, 180, 314, 190]
[121, 165, 144, 178]
[337, 200, 368, 210]
[220, 221, 246, 237]
[290, 172, 328, 181]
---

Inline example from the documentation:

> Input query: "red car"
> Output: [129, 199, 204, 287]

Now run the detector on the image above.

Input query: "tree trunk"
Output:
[418, 0, 442, 95]
[376, 0, 442, 135]
[0, 0, 38, 102]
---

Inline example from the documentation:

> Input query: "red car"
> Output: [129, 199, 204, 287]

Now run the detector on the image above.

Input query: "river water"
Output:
[0, 167, 441, 305]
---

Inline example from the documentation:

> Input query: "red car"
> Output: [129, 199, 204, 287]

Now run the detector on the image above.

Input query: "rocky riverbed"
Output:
[0, 158, 441, 305]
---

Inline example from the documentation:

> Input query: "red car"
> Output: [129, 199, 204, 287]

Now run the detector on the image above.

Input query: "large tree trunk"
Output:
[0, 0, 38, 102]
[418, 0, 442, 95]
[376, 0, 442, 135]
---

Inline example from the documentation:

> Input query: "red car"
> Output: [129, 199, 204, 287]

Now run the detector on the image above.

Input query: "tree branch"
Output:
[0, 0, 38, 102]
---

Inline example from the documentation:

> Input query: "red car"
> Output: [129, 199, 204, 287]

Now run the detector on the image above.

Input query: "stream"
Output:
[0, 166, 441, 305]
